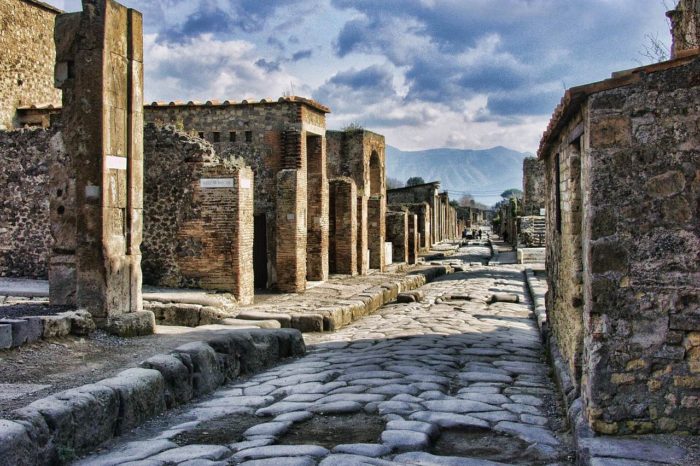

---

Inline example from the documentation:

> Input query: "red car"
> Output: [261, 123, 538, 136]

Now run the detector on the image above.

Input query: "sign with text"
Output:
[200, 178, 234, 189]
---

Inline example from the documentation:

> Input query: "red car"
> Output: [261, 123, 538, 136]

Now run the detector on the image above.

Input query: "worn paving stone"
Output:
[76, 246, 573, 465]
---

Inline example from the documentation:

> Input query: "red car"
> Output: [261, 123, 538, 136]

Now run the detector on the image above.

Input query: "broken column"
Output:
[50, 0, 152, 335]
[386, 210, 408, 264]
[329, 178, 357, 275]
[668, 0, 700, 58]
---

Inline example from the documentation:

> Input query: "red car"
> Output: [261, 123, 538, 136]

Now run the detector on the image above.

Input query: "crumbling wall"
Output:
[668, 0, 700, 58]
[0, 128, 57, 277]
[142, 124, 254, 303]
[329, 177, 357, 275]
[522, 157, 546, 216]
[0, 0, 62, 130]
[581, 57, 700, 435]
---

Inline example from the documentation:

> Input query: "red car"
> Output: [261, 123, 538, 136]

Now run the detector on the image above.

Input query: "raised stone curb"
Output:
[0, 328, 306, 465]
[0, 310, 96, 350]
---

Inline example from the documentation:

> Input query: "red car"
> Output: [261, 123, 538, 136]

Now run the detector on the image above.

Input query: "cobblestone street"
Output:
[76, 243, 574, 465]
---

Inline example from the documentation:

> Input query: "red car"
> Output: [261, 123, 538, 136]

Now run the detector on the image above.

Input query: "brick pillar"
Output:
[305, 134, 328, 281]
[423, 204, 431, 249]
[276, 169, 306, 293]
[233, 168, 254, 304]
[408, 214, 418, 264]
[329, 178, 357, 275]
[51, 0, 149, 333]
[356, 195, 369, 274]
[386, 211, 408, 264]
[368, 196, 385, 270]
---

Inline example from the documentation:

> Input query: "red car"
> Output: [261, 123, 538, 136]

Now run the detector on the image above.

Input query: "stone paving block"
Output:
[291, 314, 324, 332]
[319, 454, 396, 466]
[23, 316, 44, 343]
[237, 311, 292, 328]
[0, 318, 30, 347]
[409, 411, 490, 429]
[99, 311, 156, 337]
[98, 368, 166, 435]
[0, 324, 12, 349]
[579, 437, 687, 464]
[393, 451, 508, 465]
[171, 342, 224, 397]
[331, 443, 392, 457]
[494, 421, 559, 446]
[140, 354, 194, 408]
[233, 445, 329, 461]
[240, 457, 317, 466]
[73, 440, 177, 466]
[150, 444, 231, 462]
[0, 420, 39, 466]
[381, 429, 430, 451]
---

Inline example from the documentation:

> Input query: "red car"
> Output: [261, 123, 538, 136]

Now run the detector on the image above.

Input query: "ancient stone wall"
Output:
[407, 213, 418, 264]
[368, 197, 386, 270]
[142, 124, 254, 303]
[519, 216, 546, 247]
[580, 57, 700, 435]
[386, 210, 408, 264]
[543, 113, 585, 392]
[387, 183, 439, 245]
[0, 0, 62, 130]
[0, 128, 57, 278]
[522, 157, 546, 216]
[329, 177, 357, 275]
[145, 99, 329, 290]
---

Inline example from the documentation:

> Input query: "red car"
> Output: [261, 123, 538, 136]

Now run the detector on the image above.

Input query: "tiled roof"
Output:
[537, 48, 700, 158]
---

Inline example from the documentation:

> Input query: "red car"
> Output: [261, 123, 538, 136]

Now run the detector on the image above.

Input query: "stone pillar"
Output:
[305, 134, 328, 281]
[51, 0, 152, 335]
[276, 169, 306, 293]
[368, 196, 385, 270]
[408, 214, 418, 264]
[329, 178, 357, 275]
[668, 0, 700, 58]
[356, 196, 369, 275]
[232, 168, 255, 304]
[386, 211, 408, 264]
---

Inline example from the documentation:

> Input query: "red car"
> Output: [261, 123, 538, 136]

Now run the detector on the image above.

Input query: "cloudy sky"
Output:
[47, 0, 671, 153]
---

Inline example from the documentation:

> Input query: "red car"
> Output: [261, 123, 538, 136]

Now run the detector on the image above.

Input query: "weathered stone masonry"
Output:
[0, 128, 56, 278]
[329, 177, 357, 275]
[142, 124, 254, 304]
[0, 0, 62, 130]
[539, 51, 700, 434]
[144, 98, 330, 292]
[50, 0, 151, 334]
[326, 129, 387, 274]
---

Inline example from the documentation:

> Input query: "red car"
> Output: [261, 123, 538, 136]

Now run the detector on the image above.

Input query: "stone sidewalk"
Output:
[75, 244, 577, 465]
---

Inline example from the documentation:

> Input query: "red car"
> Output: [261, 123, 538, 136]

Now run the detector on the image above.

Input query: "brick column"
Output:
[386, 211, 408, 264]
[356, 195, 369, 274]
[232, 168, 254, 304]
[368, 196, 385, 270]
[51, 0, 150, 334]
[276, 169, 306, 293]
[408, 214, 418, 264]
[305, 134, 328, 281]
[329, 178, 357, 275]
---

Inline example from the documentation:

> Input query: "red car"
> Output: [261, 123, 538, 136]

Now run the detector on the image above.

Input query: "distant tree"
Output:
[500, 188, 523, 199]
[341, 121, 364, 131]
[406, 176, 425, 187]
[449, 200, 460, 209]
[459, 194, 475, 207]
[386, 177, 405, 190]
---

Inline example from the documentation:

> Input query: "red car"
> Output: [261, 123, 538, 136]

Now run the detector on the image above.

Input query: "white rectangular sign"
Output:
[200, 178, 234, 188]
[106, 155, 127, 170]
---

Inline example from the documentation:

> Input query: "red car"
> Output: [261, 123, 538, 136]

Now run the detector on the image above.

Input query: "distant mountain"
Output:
[386, 145, 531, 207]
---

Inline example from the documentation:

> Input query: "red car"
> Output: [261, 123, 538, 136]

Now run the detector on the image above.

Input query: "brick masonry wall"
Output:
[142, 124, 253, 303]
[544, 114, 585, 394]
[387, 184, 438, 245]
[408, 214, 418, 264]
[0, 128, 57, 278]
[276, 169, 306, 293]
[327, 129, 386, 274]
[386, 211, 408, 264]
[0, 0, 61, 130]
[523, 157, 546, 216]
[145, 101, 328, 290]
[580, 57, 700, 435]
[329, 177, 357, 275]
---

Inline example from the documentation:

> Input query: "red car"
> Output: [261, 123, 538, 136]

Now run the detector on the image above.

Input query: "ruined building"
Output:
[144, 98, 330, 293]
[326, 129, 387, 273]
[539, 43, 699, 433]
[387, 182, 459, 247]
[519, 157, 546, 248]
[0, 0, 61, 130]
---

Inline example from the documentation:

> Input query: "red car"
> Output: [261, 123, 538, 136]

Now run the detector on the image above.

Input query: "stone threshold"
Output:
[0, 328, 306, 465]
[523, 268, 693, 466]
